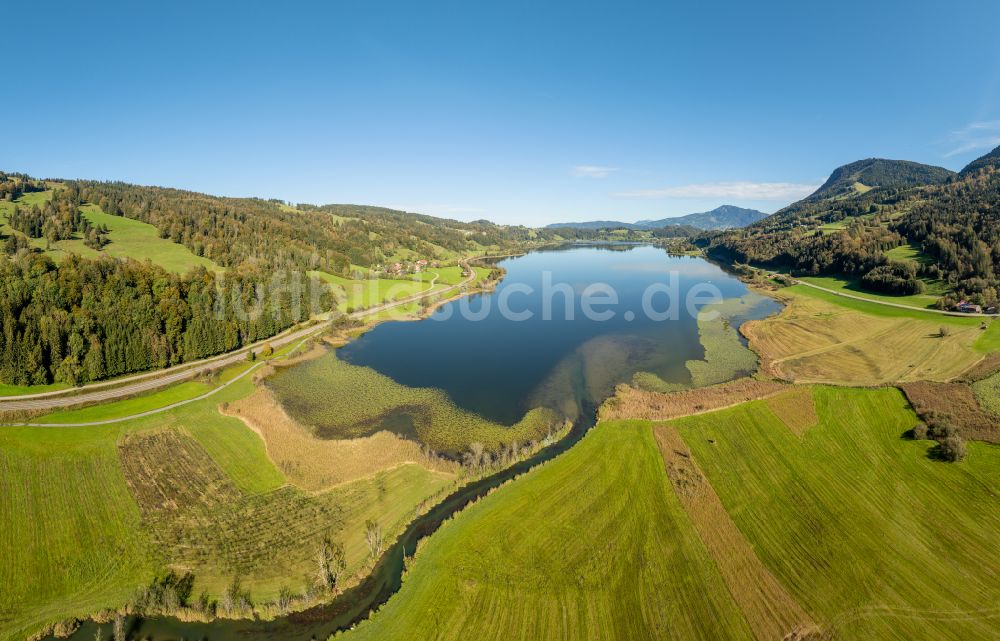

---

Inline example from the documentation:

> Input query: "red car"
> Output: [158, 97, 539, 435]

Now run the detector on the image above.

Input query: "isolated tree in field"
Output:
[939, 326, 951, 338]
[911, 423, 928, 440]
[922, 411, 954, 438]
[365, 520, 384, 559]
[317, 538, 347, 592]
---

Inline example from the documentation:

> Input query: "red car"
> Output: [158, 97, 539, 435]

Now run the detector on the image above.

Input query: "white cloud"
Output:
[944, 120, 1000, 157]
[572, 165, 618, 178]
[613, 181, 819, 201]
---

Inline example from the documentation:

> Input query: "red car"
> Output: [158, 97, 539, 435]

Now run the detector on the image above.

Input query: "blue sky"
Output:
[3, 0, 999, 225]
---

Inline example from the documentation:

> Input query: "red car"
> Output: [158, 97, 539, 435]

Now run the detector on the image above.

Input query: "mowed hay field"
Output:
[0, 426, 157, 641]
[0, 370, 451, 641]
[342, 387, 1000, 641]
[339, 420, 759, 641]
[744, 285, 987, 385]
[672, 386, 1000, 640]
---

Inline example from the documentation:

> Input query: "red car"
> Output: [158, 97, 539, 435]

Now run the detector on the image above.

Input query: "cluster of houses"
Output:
[954, 300, 999, 315]
[380, 259, 437, 276]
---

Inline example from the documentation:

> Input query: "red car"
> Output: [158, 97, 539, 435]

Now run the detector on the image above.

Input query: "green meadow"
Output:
[674, 386, 1000, 640]
[310, 265, 490, 313]
[339, 420, 757, 641]
[340, 386, 1000, 641]
[0, 381, 70, 397]
[787, 283, 980, 325]
[974, 319, 1000, 352]
[76, 204, 221, 273]
[0, 424, 159, 641]
[1, 190, 220, 273]
[798, 273, 949, 310]
[885, 242, 935, 265]
[0, 361, 450, 641]
[308, 271, 435, 311]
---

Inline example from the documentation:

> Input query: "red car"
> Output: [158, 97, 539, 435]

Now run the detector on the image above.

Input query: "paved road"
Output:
[792, 279, 999, 319]
[0, 262, 482, 414]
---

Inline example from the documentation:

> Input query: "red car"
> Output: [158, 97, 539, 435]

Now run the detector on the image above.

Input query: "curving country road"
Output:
[792, 279, 999, 318]
[0, 261, 485, 414]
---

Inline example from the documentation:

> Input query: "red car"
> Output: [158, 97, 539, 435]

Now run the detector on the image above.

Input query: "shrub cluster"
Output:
[912, 411, 968, 462]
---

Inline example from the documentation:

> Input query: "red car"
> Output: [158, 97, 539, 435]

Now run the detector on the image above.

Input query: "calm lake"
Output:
[272, 244, 778, 432]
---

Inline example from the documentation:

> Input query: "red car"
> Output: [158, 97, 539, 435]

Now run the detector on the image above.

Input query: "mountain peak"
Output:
[808, 158, 954, 200]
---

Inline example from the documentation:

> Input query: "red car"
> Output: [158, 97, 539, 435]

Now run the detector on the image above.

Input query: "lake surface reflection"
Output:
[329, 244, 776, 425]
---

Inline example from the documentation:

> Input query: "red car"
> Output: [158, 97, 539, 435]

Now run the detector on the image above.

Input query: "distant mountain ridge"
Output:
[547, 205, 767, 231]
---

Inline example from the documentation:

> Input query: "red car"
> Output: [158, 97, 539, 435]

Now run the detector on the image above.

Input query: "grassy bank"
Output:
[798, 272, 948, 310]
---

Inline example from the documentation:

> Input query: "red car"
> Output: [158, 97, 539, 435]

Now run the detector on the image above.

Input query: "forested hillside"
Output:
[0, 254, 327, 386]
[70, 183, 520, 274]
[0, 173, 586, 386]
[701, 148, 1000, 306]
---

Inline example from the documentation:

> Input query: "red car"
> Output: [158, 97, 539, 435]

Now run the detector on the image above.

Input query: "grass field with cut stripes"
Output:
[673, 386, 1000, 641]
[340, 420, 757, 641]
[341, 387, 1000, 641]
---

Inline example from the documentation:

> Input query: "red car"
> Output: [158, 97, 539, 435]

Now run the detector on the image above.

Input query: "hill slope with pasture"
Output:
[702, 147, 1000, 309]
